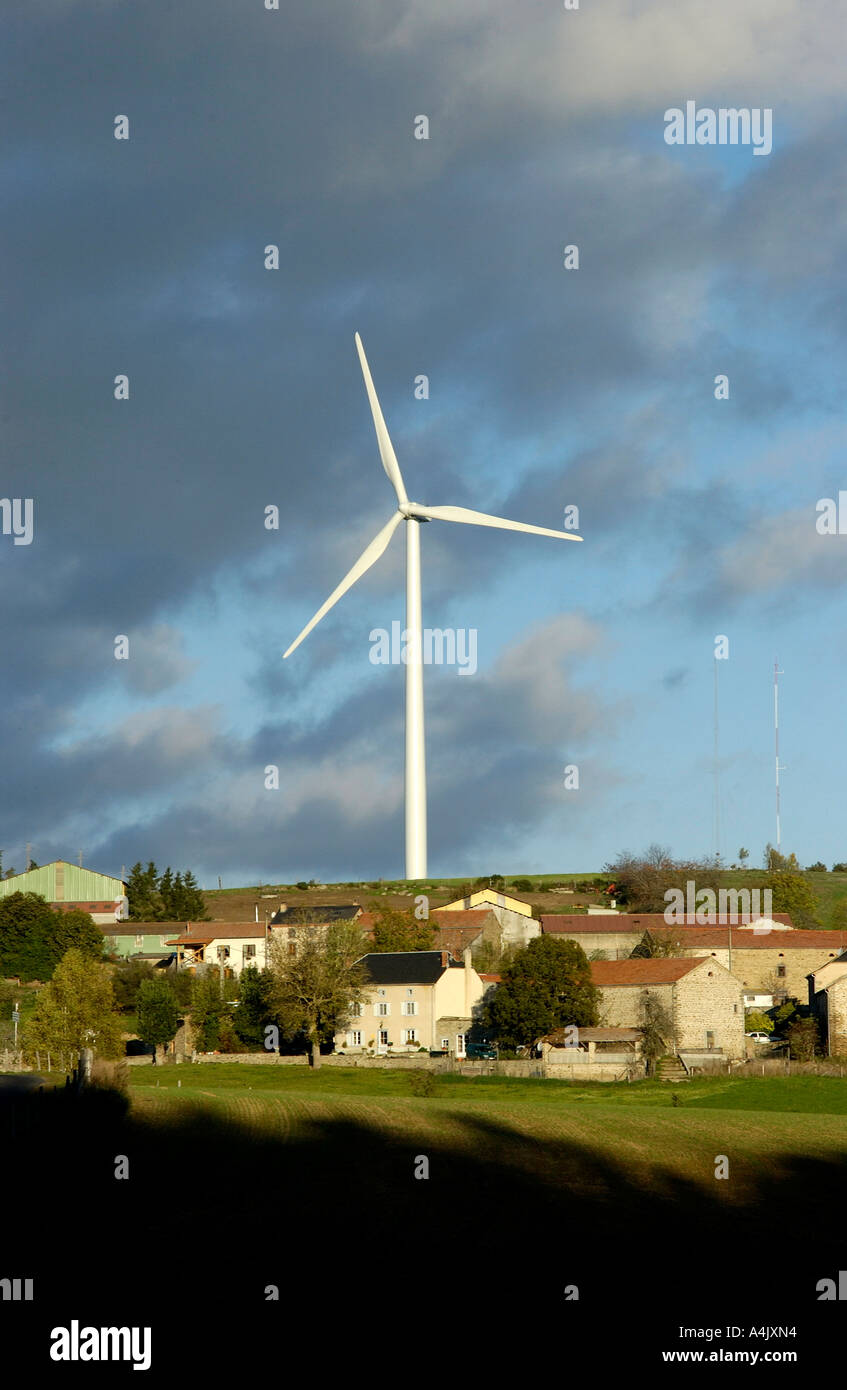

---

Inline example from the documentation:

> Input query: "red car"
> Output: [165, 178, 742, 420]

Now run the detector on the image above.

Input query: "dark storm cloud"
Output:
[3, 0, 847, 870]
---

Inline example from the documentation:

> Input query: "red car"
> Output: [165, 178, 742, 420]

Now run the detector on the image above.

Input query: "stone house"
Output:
[334, 949, 485, 1057]
[590, 956, 745, 1062]
[436, 890, 539, 952]
[809, 953, 847, 1054]
[635, 926, 844, 1003]
[541, 913, 796, 962]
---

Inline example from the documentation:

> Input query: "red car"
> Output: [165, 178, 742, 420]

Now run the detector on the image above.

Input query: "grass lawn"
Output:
[127, 1065, 847, 1218]
[128, 1062, 847, 1113]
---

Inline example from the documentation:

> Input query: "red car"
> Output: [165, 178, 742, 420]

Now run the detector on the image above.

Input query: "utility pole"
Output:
[25, 843, 31, 872]
[774, 660, 785, 852]
[78, 849, 83, 868]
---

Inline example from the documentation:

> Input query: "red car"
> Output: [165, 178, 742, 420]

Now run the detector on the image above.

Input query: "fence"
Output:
[732, 1057, 847, 1078]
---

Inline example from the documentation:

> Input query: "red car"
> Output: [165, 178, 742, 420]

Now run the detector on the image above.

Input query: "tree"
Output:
[602, 848, 705, 914]
[638, 990, 675, 1075]
[764, 844, 801, 873]
[0, 893, 103, 981]
[110, 958, 157, 1012]
[24, 948, 123, 1070]
[473, 874, 505, 890]
[136, 979, 180, 1062]
[833, 863, 847, 875]
[764, 872, 820, 929]
[367, 903, 435, 953]
[126, 862, 164, 921]
[233, 966, 275, 1049]
[126, 861, 208, 921]
[744, 1010, 773, 1035]
[483, 935, 600, 1051]
[806, 862, 827, 873]
[771, 998, 801, 1033]
[190, 970, 226, 1052]
[786, 1016, 819, 1060]
[738, 848, 749, 865]
[268, 919, 369, 1067]
[631, 929, 681, 959]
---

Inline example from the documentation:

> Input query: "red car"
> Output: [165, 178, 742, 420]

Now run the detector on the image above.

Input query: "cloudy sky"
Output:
[3, 0, 846, 886]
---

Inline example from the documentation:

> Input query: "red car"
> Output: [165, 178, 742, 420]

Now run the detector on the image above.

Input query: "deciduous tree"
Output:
[483, 935, 599, 1050]
[24, 948, 123, 1070]
[268, 919, 369, 1067]
[136, 978, 180, 1063]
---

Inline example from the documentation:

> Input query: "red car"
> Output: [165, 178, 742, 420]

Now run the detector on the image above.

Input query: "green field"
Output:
[127, 1065, 847, 1213]
[128, 1062, 847, 1112]
[4, 1060, 845, 1336]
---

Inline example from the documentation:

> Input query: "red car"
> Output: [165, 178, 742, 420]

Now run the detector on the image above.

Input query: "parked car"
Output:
[465, 1041, 498, 1060]
[745, 1031, 772, 1044]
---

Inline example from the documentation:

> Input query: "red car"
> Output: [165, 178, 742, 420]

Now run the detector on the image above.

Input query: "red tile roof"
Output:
[542, 913, 795, 934]
[645, 927, 843, 951]
[167, 922, 271, 944]
[591, 958, 704, 985]
[432, 925, 486, 955]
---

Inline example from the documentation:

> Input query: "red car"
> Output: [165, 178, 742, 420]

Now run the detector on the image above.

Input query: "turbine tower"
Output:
[283, 334, 583, 879]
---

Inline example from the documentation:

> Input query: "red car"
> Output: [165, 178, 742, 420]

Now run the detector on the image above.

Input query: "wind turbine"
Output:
[283, 334, 582, 880]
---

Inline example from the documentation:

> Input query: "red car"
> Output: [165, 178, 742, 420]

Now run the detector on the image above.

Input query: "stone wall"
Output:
[673, 962, 745, 1059]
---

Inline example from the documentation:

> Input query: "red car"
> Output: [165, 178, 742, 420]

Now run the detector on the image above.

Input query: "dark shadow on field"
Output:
[2, 1082, 844, 1371]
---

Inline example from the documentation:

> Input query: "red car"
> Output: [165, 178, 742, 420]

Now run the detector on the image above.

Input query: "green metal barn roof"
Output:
[0, 861, 125, 901]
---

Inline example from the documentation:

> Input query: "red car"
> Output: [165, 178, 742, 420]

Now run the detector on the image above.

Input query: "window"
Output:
[288, 943, 296, 956]
[441, 1037, 449, 1050]
[402, 1001, 418, 1016]
[402, 1029, 417, 1044]
[288, 928, 297, 939]
[776, 965, 786, 978]
[376, 1002, 390, 1017]
[135, 934, 144, 947]
[706, 1031, 715, 1049]
[378, 1029, 388, 1046]
[348, 1030, 362, 1047]
[377, 988, 386, 996]
[349, 1002, 363, 1018]
[406, 988, 415, 996]
[244, 945, 256, 959]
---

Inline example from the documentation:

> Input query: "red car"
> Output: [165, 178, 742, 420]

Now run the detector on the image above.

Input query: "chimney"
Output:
[441, 950, 448, 969]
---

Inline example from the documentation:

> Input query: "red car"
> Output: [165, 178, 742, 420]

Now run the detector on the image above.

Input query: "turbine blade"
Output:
[283, 511, 404, 658]
[355, 333, 408, 505]
[411, 504, 582, 541]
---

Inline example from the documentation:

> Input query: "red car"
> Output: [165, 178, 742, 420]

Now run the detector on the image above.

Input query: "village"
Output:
[3, 859, 847, 1078]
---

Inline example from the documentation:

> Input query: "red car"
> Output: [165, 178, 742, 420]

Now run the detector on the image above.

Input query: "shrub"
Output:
[295, 882, 309, 891]
[408, 1071, 436, 1097]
